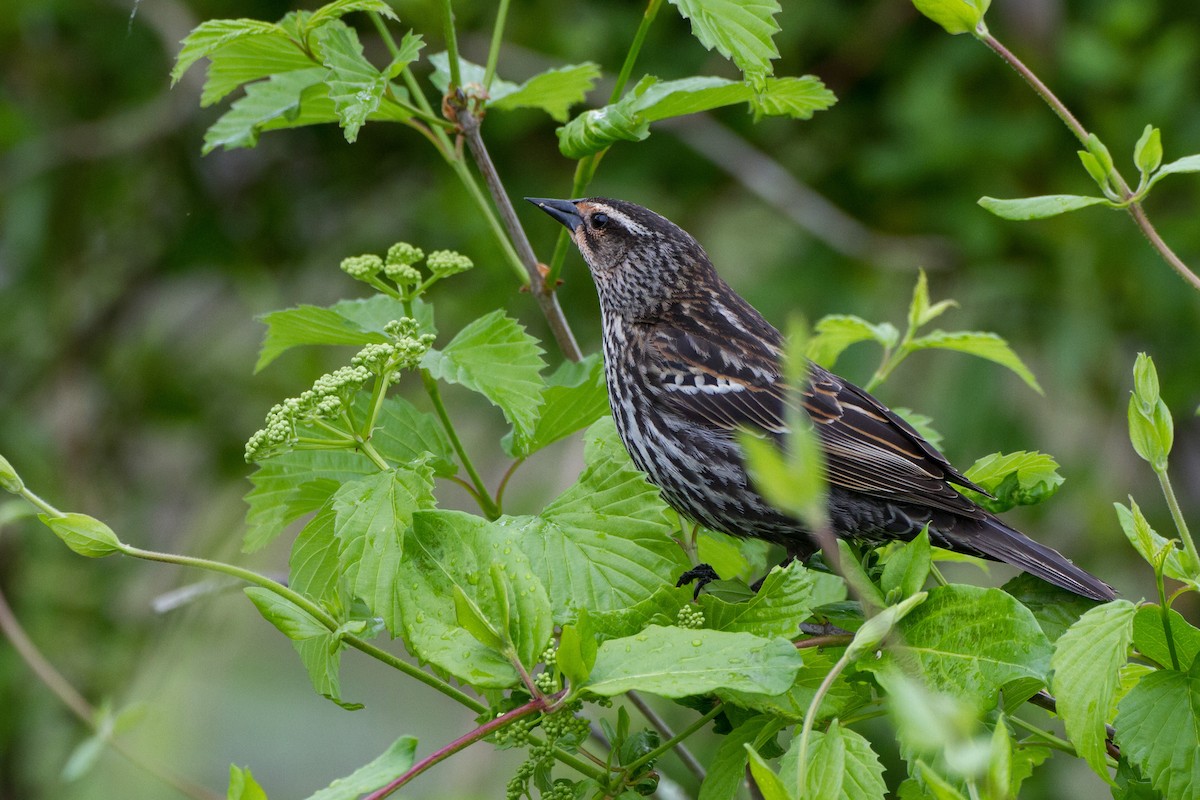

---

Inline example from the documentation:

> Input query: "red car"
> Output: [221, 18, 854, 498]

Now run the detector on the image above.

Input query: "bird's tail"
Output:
[948, 514, 1115, 602]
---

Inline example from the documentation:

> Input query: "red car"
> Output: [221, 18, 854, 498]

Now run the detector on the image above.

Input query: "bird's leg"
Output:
[676, 564, 720, 600]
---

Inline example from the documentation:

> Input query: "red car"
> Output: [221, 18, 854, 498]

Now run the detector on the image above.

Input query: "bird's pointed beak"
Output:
[526, 197, 584, 232]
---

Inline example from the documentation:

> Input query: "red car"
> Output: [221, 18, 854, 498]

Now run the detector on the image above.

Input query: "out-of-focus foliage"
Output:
[1, 0, 1198, 798]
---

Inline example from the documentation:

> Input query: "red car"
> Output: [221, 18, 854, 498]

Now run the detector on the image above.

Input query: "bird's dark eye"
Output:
[592, 213, 610, 230]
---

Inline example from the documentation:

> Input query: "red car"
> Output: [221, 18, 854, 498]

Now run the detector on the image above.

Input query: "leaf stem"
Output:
[1155, 570, 1180, 671]
[795, 648, 851, 792]
[483, 0, 512, 91]
[494, 457, 525, 512]
[420, 369, 501, 518]
[625, 690, 707, 783]
[438, 0, 462, 90]
[976, 27, 1200, 289]
[1156, 467, 1200, 572]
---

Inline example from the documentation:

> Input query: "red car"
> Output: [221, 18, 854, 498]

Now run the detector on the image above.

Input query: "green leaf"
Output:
[588, 587, 690, 641]
[422, 309, 546, 443]
[586, 625, 804, 697]
[172, 18, 288, 87]
[558, 609, 598, 690]
[317, 23, 394, 143]
[0, 453, 23, 493]
[244, 450, 374, 551]
[503, 354, 608, 458]
[906, 270, 958, 332]
[699, 561, 817, 637]
[1078, 150, 1110, 189]
[882, 529, 932, 600]
[751, 76, 838, 119]
[746, 746, 794, 800]
[39, 512, 123, 558]
[1116, 656, 1200, 800]
[700, 716, 776, 800]
[492, 63, 602, 123]
[718, 650, 869, 723]
[1128, 390, 1174, 471]
[862, 585, 1052, 713]
[305, 0, 398, 31]
[780, 720, 887, 800]
[202, 68, 340, 154]
[1134, 125, 1163, 176]
[244, 588, 361, 709]
[228, 765, 270, 800]
[1148, 153, 1200, 188]
[255, 295, 418, 372]
[911, 0, 990, 34]
[1001, 573, 1098, 643]
[914, 761, 968, 800]
[668, 0, 781, 85]
[512, 418, 690, 624]
[909, 330, 1042, 394]
[1050, 599, 1136, 782]
[289, 503, 341, 604]
[836, 540, 886, 612]
[977, 194, 1111, 220]
[197, 33, 317, 109]
[304, 736, 417, 800]
[453, 584, 506, 652]
[370, 397, 456, 477]
[806, 315, 899, 369]
[892, 408, 944, 449]
[1115, 499, 1197, 587]
[846, 592, 928, 661]
[394, 510, 553, 688]
[960, 450, 1063, 512]
[1133, 605, 1200, 669]
[331, 466, 437, 635]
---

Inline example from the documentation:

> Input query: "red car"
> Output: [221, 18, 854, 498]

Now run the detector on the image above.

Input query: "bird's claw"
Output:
[676, 563, 720, 600]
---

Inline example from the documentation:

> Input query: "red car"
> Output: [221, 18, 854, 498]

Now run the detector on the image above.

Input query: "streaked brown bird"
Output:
[529, 196, 1114, 602]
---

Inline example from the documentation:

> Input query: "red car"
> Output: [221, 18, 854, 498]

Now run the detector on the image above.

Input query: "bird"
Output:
[527, 196, 1115, 602]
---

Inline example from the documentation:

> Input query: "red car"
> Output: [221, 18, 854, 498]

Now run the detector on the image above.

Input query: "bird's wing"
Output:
[642, 320, 986, 516]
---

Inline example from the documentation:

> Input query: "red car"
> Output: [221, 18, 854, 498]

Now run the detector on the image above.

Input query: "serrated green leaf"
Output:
[197, 31, 316, 108]
[304, 736, 416, 800]
[394, 510, 553, 688]
[882, 529, 932, 599]
[492, 63, 602, 122]
[1133, 605, 1200, 669]
[512, 418, 690, 624]
[256, 304, 387, 372]
[751, 76, 837, 119]
[846, 592, 927, 661]
[907, 270, 958, 332]
[558, 609, 598, 690]
[746, 745, 794, 800]
[1001, 573, 1097, 642]
[586, 625, 803, 697]
[912, 0, 989, 34]
[228, 765, 269, 800]
[172, 18, 287, 87]
[244, 450, 376, 551]
[422, 309, 546, 442]
[960, 450, 1062, 512]
[290, 503, 341, 604]
[699, 561, 817, 637]
[669, 0, 781, 85]
[978, 194, 1111, 220]
[39, 512, 123, 558]
[202, 68, 339, 154]
[806, 314, 899, 369]
[588, 586, 690, 640]
[1050, 599, 1136, 782]
[780, 720, 887, 800]
[1134, 125, 1163, 176]
[1116, 656, 1200, 800]
[332, 466, 436, 634]
[909, 330, 1042, 393]
[718, 650, 868, 723]
[245, 587, 327, 640]
[863, 585, 1052, 713]
[305, 0, 398, 31]
[503, 354, 608, 458]
[700, 716, 776, 800]
[318, 23, 393, 143]
[1115, 499, 1198, 588]
[369, 397, 456, 476]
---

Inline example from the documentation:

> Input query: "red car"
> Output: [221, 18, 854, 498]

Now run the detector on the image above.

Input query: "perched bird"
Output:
[529, 196, 1114, 602]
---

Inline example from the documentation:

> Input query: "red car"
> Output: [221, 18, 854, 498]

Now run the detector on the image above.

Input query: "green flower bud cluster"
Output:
[244, 365, 370, 462]
[427, 249, 474, 278]
[492, 715, 533, 747]
[341, 243, 474, 299]
[534, 669, 559, 695]
[384, 243, 423, 287]
[340, 254, 383, 280]
[676, 605, 705, 630]
[546, 779, 576, 800]
[506, 742, 554, 800]
[540, 702, 589, 744]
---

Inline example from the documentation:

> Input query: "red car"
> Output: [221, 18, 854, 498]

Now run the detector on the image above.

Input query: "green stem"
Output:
[439, 0, 462, 89]
[1156, 467, 1199, 573]
[1007, 715, 1080, 758]
[625, 690, 706, 783]
[976, 28, 1200, 290]
[864, 344, 908, 393]
[546, 0, 664, 285]
[483, 0, 512, 91]
[421, 369, 500, 518]
[622, 703, 723, 776]
[1155, 570, 1180, 671]
[796, 649, 852, 792]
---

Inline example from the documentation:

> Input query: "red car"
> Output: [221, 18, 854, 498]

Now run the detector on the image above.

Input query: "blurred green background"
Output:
[1, 0, 1198, 797]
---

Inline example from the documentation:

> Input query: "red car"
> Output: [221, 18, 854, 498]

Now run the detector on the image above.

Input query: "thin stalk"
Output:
[1155, 569, 1180, 670]
[1156, 467, 1200, 572]
[977, 27, 1200, 289]
[795, 648, 851, 791]
[1006, 715, 1080, 758]
[0, 586, 219, 800]
[483, 0, 512, 90]
[420, 370, 500, 518]
[494, 457, 525, 512]
[625, 690, 706, 783]
[623, 703, 723, 776]
[546, 0, 665, 285]
[438, 0, 462, 89]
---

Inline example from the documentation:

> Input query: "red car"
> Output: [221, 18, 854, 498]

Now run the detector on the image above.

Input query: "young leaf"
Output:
[492, 63, 603, 122]
[668, 0, 782, 86]
[317, 23, 397, 143]
[586, 625, 804, 697]
[428, 52, 520, 97]
[394, 510, 553, 688]
[836, 539, 886, 612]
[1115, 499, 1196, 586]
[171, 18, 288, 86]
[1134, 125, 1163, 176]
[909, 330, 1042, 394]
[751, 76, 838, 119]
[960, 451, 1063, 512]
[512, 418, 690, 624]
[1116, 656, 1200, 800]
[332, 465, 437, 635]
[558, 609, 598, 690]
[861, 585, 1053, 713]
[1148, 153, 1200, 188]
[845, 592, 928, 661]
[911, 0, 990, 35]
[746, 745, 794, 800]
[453, 584, 507, 652]
[502, 354, 608, 458]
[779, 720, 887, 800]
[304, 736, 418, 800]
[806, 315, 899, 369]
[699, 716, 777, 800]
[305, 0, 398, 31]
[881, 528, 932, 600]
[699, 561, 818, 637]
[202, 68, 340, 154]
[977, 194, 1111, 220]
[906, 271, 958, 332]
[228, 765, 269, 800]
[1133, 605, 1200, 669]
[422, 309, 546, 443]
[1050, 599, 1136, 782]
[0, 453, 22, 493]
[39, 512, 123, 558]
